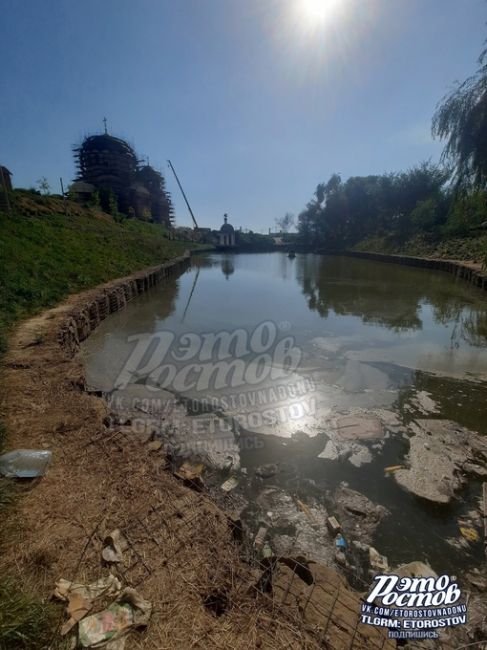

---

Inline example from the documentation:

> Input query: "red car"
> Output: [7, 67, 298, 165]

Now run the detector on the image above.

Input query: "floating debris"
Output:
[335, 415, 383, 441]
[254, 527, 268, 549]
[460, 526, 480, 543]
[395, 561, 437, 578]
[384, 465, 404, 474]
[326, 516, 341, 536]
[369, 546, 389, 572]
[394, 419, 487, 504]
[335, 534, 347, 550]
[262, 542, 273, 558]
[410, 390, 440, 415]
[221, 476, 239, 492]
[297, 499, 315, 522]
[255, 463, 278, 479]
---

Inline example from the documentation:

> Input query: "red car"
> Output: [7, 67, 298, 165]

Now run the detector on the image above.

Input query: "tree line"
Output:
[293, 42, 487, 250]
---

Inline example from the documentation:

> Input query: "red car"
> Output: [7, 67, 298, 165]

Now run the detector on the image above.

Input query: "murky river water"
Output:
[82, 253, 487, 575]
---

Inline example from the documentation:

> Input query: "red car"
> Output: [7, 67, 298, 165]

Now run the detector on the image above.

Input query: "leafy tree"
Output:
[36, 177, 51, 195]
[444, 191, 487, 235]
[433, 46, 487, 190]
[296, 164, 449, 249]
[275, 212, 295, 233]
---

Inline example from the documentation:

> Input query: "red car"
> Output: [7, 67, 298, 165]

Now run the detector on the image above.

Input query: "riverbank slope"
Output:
[353, 232, 487, 266]
[0, 192, 192, 353]
[0, 195, 196, 648]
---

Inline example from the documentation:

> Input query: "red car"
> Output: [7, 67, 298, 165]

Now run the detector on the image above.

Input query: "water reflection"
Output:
[81, 253, 487, 572]
[220, 256, 235, 279]
[296, 254, 487, 346]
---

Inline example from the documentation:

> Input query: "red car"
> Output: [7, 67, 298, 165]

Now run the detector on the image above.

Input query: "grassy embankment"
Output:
[0, 191, 195, 649]
[353, 232, 487, 264]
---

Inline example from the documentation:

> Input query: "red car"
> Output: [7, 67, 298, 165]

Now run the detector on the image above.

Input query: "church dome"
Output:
[220, 214, 234, 233]
[77, 134, 137, 158]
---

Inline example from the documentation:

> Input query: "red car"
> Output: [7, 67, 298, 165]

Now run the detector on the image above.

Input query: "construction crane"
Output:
[167, 159, 199, 229]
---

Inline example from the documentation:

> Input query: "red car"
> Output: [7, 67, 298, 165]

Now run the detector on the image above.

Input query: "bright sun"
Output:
[299, 0, 340, 25]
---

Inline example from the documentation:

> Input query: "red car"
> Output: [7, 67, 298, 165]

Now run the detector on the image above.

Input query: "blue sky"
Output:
[0, 0, 485, 230]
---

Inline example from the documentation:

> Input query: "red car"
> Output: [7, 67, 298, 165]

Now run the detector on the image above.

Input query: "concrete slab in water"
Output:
[335, 414, 383, 440]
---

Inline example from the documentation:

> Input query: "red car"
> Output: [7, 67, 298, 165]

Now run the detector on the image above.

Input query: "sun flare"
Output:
[299, 0, 341, 25]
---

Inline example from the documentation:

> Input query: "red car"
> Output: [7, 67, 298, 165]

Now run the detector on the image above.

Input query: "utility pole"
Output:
[60, 177, 68, 217]
[0, 166, 12, 217]
[167, 159, 198, 229]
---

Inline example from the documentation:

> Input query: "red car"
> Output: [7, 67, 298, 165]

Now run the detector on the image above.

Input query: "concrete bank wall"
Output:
[340, 250, 487, 292]
[58, 252, 191, 353]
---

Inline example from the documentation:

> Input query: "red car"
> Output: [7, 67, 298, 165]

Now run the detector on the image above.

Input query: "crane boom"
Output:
[167, 159, 199, 229]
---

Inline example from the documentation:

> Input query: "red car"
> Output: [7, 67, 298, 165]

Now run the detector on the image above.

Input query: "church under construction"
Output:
[71, 124, 174, 227]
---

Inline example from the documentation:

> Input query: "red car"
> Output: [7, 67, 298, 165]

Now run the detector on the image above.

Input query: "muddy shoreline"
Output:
[1, 252, 399, 649]
[1, 250, 486, 648]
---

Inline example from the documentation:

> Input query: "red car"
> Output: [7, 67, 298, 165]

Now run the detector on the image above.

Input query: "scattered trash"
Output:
[384, 465, 404, 473]
[348, 446, 373, 468]
[254, 526, 268, 549]
[466, 570, 487, 591]
[61, 592, 91, 636]
[227, 512, 244, 542]
[334, 483, 389, 545]
[297, 499, 315, 522]
[54, 575, 122, 604]
[326, 516, 341, 537]
[369, 546, 389, 572]
[318, 439, 339, 461]
[460, 526, 480, 543]
[0, 449, 52, 478]
[335, 533, 347, 550]
[54, 575, 122, 637]
[255, 463, 278, 479]
[102, 529, 128, 564]
[146, 440, 162, 452]
[174, 462, 204, 490]
[446, 535, 470, 551]
[78, 587, 151, 648]
[395, 561, 437, 578]
[221, 476, 239, 492]
[262, 542, 273, 558]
